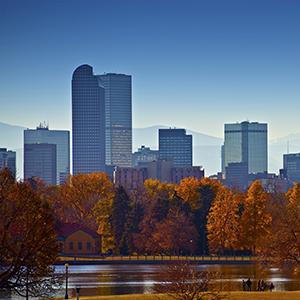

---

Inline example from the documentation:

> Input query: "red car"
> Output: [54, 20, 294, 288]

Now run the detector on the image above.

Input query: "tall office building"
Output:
[283, 152, 300, 183]
[159, 128, 192, 166]
[24, 124, 70, 185]
[97, 72, 132, 167]
[0, 148, 16, 176]
[72, 65, 105, 175]
[72, 64, 132, 175]
[24, 143, 57, 185]
[224, 121, 268, 176]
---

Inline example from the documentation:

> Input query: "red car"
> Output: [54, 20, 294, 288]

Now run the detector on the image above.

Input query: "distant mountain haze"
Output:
[1, 122, 300, 180]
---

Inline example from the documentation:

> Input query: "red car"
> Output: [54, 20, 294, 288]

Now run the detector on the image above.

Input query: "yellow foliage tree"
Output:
[207, 186, 239, 254]
[176, 177, 221, 209]
[55, 172, 114, 232]
[238, 180, 272, 254]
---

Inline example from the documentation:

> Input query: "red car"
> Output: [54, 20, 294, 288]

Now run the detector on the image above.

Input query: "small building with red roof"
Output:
[56, 222, 101, 255]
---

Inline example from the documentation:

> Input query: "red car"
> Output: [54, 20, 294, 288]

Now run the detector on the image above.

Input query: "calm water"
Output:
[3, 264, 300, 299]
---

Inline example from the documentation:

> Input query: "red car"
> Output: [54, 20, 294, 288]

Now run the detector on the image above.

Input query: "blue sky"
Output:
[1, 0, 299, 141]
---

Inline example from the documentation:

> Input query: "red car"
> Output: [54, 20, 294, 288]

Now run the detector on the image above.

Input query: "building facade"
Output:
[72, 65, 132, 174]
[72, 65, 106, 175]
[97, 72, 132, 167]
[114, 159, 204, 186]
[132, 145, 159, 167]
[24, 143, 57, 185]
[24, 124, 70, 185]
[171, 166, 204, 185]
[114, 167, 147, 189]
[224, 121, 267, 177]
[0, 148, 16, 176]
[56, 223, 101, 255]
[283, 152, 300, 183]
[159, 128, 192, 166]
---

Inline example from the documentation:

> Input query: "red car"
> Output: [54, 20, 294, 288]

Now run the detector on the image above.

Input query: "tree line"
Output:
[20, 170, 300, 261]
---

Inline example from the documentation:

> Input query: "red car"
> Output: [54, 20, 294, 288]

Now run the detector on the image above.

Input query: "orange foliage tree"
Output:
[237, 180, 272, 254]
[0, 168, 61, 298]
[207, 186, 240, 255]
[257, 183, 300, 269]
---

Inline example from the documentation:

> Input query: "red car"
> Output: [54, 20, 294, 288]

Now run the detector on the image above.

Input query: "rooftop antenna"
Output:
[287, 140, 289, 154]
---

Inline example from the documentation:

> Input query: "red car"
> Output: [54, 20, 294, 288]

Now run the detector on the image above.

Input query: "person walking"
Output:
[269, 282, 274, 292]
[246, 278, 252, 291]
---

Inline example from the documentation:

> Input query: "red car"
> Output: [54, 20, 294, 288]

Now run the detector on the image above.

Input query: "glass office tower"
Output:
[224, 121, 267, 175]
[24, 124, 70, 185]
[159, 128, 192, 166]
[0, 148, 16, 176]
[24, 143, 57, 186]
[72, 65, 106, 175]
[97, 73, 132, 167]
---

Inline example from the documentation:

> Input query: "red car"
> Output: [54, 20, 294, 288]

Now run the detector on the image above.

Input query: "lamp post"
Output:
[65, 263, 69, 299]
[75, 285, 81, 300]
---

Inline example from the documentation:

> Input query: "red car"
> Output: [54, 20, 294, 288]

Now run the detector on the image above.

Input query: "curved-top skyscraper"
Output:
[72, 64, 106, 175]
[72, 64, 132, 175]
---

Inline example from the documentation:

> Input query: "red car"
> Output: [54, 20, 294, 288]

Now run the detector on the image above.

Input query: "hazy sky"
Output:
[1, 0, 299, 140]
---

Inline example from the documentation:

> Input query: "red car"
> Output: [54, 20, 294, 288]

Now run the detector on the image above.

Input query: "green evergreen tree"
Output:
[109, 186, 131, 253]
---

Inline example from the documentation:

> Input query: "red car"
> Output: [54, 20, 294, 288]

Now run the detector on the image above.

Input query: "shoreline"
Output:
[55, 259, 253, 265]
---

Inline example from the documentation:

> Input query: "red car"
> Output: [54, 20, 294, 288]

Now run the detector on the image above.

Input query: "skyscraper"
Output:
[24, 143, 57, 186]
[72, 65, 132, 174]
[283, 152, 300, 183]
[24, 124, 70, 185]
[224, 121, 268, 176]
[97, 73, 132, 167]
[159, 128, 192, 166]
[72, 65, 105, 175]
[0, 148, 16, 176]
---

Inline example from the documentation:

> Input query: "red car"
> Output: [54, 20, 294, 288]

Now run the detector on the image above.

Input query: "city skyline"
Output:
[1, 0, 299, 141]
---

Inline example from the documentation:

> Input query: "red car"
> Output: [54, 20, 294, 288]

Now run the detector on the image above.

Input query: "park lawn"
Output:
[54, 291, 300, 300]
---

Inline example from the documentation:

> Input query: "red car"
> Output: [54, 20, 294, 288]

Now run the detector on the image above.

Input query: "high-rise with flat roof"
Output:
[72, 65, 132, 174]
[283, 152, 300, 183]
[159, 128, 192, 166]
[224, 121, 268, 176]
[24, 124, 70, 185]
[97, 72, 132, 167]
[24, 143, 57, 185]
[0, 148, 16, 176]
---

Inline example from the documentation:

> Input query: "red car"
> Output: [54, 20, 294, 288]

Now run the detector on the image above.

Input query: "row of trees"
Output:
[30, 170, 300, 265]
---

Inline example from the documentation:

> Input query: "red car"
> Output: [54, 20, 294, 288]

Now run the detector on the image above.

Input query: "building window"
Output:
[78, 242, 82, 250]
[87, 242, 91, 250]
[69, 242, 73, 250]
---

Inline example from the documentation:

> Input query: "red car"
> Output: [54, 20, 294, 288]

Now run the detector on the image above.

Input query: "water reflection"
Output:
[5, 264, 300, 299]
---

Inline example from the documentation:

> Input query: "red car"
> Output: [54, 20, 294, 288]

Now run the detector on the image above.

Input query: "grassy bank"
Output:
[53, 291, 300, 300]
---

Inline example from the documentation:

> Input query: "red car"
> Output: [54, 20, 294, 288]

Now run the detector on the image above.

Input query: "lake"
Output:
[3, 263, 300, 299]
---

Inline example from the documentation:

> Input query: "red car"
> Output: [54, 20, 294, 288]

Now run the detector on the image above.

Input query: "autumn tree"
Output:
[237, 180, 272, 254]
[257, 183, 300, 269]
[207, 186, 240, 255]
[153, 209, 198, 255]
[0, 168, 61, 299]
[55, 172, 114, 231]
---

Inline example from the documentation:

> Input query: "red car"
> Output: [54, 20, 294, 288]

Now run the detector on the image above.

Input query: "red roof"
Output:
[57, 222, 101, 238]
